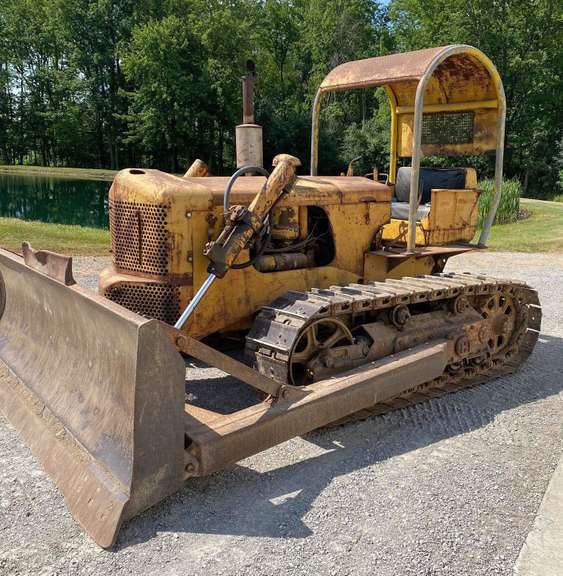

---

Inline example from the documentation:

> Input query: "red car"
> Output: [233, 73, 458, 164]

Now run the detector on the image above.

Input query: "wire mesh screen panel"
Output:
[421, 111, 475, 145]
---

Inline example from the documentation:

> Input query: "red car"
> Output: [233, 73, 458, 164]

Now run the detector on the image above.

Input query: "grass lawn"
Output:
[0, 218, 110, 256]
[0, 164, 117, 181]
[484, 198, 563, 253]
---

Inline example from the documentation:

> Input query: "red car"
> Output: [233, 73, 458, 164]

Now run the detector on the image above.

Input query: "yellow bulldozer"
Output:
[0, 45, 541, 547]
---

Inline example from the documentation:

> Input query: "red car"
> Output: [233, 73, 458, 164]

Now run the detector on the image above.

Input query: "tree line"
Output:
[0, 0, 561, 197]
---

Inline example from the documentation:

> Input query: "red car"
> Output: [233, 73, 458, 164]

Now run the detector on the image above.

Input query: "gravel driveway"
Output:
[1, 251, 562, 576]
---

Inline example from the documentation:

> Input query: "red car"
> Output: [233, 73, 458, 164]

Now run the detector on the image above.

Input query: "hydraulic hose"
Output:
[223, 165, 271, 270]
[223, 165, 269, 213]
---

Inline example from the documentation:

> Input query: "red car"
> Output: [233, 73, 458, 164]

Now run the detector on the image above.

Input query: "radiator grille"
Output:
[109, 200, 170, 275]
[422, 111, 474, 145]
[105, 282, 181, 325]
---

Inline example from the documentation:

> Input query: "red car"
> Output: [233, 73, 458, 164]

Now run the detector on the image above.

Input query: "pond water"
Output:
[0, 173, 111, 228]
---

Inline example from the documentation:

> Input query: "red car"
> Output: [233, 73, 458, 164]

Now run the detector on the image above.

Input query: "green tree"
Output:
[122, 15, 205, 171]
[0, 0, 559, 198]
[255, 0, 388, 173]
[56, 0, 136, 168]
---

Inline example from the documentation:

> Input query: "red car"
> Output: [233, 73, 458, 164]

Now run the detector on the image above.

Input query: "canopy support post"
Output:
[408, 45, 506, 253]
[408, 84, 424, 252]
[310, 89, 323, 176]
[478, 75, 506, 246]
[384, 86, 398, 184]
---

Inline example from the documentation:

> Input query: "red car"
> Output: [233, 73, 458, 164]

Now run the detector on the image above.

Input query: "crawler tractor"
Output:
[0, 45, 541, 547]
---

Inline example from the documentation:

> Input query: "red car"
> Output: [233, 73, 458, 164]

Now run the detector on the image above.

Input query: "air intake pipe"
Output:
[235, 60, 263, 169]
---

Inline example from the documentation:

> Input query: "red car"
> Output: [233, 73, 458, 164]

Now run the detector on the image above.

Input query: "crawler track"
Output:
[246, 273, 541, 423]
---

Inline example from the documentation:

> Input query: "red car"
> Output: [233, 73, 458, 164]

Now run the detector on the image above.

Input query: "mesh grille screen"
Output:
[105, 283, 181, 325]
[422, 111, 475, 145]
[109, 200, 169, 275]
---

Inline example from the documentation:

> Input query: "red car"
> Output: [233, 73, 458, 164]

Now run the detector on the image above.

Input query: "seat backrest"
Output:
[395, 167, 467, 204]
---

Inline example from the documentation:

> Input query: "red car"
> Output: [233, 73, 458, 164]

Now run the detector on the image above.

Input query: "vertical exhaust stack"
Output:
[235, 60, 263, 169]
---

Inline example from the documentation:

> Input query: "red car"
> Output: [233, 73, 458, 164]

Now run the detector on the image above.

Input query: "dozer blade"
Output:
[0, 246, 186, 548]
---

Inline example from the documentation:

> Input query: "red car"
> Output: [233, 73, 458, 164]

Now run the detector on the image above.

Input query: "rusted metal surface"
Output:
[397, 109, 498, 157]
[328, 283, 540, 427]
[382, 184, 481, 249]
[389, 57, 496, 109]
[270, 205, 300, 240]
[319, 46, 446, 92]
[180, 276, 539, 482]
[22, 242, 75, 285]
[319, 46, 497, 104]
[174, 156, 303, 328]
[99, 266, 190, 326]
[109, 169, 391, 210]
[185, 342, 449, 476]
[254, 252, 312, 272]
[109, 198, 170, 276]
[312, 45, 503, 173]
[241, 70, 255, 124]
[184, 159, 209, 178]
[0, 247, 186, 548]
[370, 244, 475, 260]
[104, 279, 181, 325]
[162, 325, 282, 397]
[0, 49, 527, 554]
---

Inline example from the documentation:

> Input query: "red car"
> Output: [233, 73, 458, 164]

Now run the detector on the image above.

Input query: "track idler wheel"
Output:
[288, 318, 353, 386]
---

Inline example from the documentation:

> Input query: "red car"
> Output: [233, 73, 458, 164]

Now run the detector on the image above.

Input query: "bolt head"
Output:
[454, 296, 469, 314]
[455, 335, 471, 356]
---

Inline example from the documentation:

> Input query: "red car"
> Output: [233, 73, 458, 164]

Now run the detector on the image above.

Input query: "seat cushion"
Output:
[391, 201, 431, 221]
[395, 166, 466, 204]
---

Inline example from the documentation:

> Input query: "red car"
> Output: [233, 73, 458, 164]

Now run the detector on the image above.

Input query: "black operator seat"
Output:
[391, 166, 467, 220]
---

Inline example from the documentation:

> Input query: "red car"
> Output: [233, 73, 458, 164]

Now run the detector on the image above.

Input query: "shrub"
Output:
[477, 178, 521, 227]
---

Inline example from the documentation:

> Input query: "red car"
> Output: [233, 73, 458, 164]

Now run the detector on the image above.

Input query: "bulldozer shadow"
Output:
[116, 333, 562, 549]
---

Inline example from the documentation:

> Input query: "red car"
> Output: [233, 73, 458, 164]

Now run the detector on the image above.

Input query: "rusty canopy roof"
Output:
[320, 45, 472, 92]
